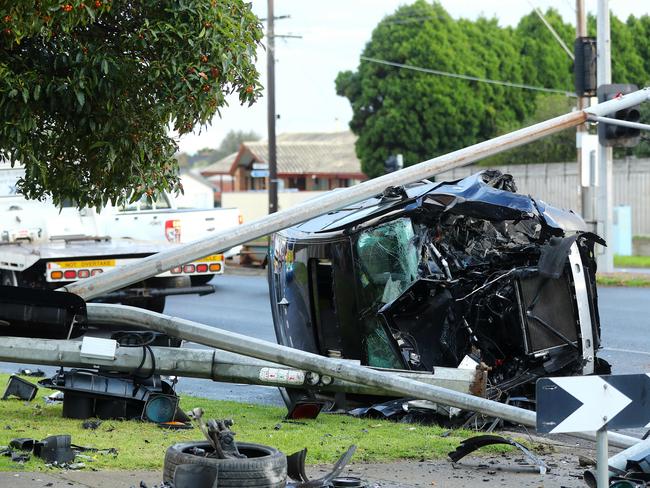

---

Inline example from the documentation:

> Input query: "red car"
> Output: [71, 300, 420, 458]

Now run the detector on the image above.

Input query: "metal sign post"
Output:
[537, 374, 650, 487]
[596, 427, 608, 488]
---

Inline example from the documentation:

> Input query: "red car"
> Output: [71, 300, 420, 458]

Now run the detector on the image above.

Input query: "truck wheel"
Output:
[123, 296, 166, 314]
[163, 441, 286, 487]
[1, 270, 18, 287]
[190, 274, 214, 286]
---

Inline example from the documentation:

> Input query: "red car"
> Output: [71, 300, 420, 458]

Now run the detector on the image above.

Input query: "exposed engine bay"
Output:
[269, 171, 609, 407]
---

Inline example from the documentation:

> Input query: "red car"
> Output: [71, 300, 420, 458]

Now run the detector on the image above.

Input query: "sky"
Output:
[176, 0, 650, 155]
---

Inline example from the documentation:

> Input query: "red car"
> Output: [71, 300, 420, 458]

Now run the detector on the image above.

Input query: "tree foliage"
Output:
[175, 129, 260, 168]
[336, 1, 532, 178]
[0, 1, 263, 207]
[337, 2, 650, 177]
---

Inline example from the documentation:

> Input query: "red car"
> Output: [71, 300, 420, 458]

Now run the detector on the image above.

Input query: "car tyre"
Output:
[163, 441, 286, 487]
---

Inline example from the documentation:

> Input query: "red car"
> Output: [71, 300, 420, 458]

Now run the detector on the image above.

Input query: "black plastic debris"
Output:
[34, 435, 76, 464]
[9, 438, 35, 451]
[2, 375, 38, 401]
[82, 419, 102, 430]
[0, 285, 87, 339]
[331, 478, 367, 487]
[10, 451, 30, 463]
[348, 399, 407, 420]
[173, 464, 219, 488]
[16, 368, 45, 377]
[448, 435, 549, 475]
[286, 445, 358, 487]
[39, 369, 183, 422]
[9, 435, 116, 467]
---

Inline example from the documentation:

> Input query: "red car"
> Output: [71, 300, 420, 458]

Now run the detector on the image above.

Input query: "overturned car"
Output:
[269, 170, 609, 408]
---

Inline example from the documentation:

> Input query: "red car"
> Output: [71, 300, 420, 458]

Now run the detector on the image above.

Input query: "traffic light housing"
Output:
[597, 83, 641, 147]
[574, 37, 597, 97]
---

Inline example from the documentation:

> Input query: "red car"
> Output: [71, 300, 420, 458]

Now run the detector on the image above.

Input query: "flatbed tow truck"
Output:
[0, 236, 224, 312]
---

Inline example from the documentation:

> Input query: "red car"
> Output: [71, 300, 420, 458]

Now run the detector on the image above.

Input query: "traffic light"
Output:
[597, 83, 641, 147]
[384, 154, 404, 174]
[574, 37, 597, 97]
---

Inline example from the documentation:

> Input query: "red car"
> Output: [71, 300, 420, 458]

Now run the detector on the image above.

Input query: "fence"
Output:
[435, 158, 650, 236]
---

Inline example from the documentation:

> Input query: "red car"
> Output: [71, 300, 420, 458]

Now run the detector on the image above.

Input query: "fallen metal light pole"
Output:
[62, 88, 650, 301]
[87, 303, 640, 449]
[584, 437, 650, 488]
[0, 337, 482, 397]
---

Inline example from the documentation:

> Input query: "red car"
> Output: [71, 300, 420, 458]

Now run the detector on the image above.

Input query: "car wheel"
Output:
[163, 441, 287, 487]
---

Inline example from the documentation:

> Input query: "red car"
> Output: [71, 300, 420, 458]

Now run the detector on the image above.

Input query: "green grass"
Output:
[597, 273, 650, 287]
[0, 374, 507, 472]
[614, 255, 650, 269]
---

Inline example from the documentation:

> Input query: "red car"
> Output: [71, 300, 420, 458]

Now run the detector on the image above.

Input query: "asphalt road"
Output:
[1, 273, 649, 408]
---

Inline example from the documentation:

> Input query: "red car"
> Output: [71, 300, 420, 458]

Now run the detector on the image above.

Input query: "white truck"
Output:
[0, 164, 228, 311]
[105, 192, 242, 284]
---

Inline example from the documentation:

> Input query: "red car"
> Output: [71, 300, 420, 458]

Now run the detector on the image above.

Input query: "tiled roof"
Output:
[200, 151, 238, 175]
[244, 131, 362, 175]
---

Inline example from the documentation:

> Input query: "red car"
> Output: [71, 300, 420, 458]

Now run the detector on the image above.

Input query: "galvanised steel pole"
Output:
[62, 88, 650, 301]
[596, 0, 614, 273]
[0, 337, 481, 396]
[86, 302, 641, 449]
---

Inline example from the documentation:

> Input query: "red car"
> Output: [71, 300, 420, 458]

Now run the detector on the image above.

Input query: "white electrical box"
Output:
[80, 337, 118, 361]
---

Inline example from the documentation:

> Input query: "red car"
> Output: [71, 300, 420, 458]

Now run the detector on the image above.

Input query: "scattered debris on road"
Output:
[448, 434, 549, 475]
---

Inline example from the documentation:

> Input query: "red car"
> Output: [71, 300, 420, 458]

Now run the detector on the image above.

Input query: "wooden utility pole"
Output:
[267, 0, 278, 214]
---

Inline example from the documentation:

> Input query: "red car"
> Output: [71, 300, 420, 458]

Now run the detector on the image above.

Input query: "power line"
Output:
[529, 2, 575, 60]
[359, 56, 576, 97]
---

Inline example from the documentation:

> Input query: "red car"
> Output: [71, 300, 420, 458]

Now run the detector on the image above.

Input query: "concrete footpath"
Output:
[0, 449, 596, 487]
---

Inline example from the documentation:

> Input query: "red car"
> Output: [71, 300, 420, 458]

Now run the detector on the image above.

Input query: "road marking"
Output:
[602, 347, 650, 357]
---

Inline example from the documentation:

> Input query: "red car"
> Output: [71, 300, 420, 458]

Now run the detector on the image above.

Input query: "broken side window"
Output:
[354, 218, 419, 369]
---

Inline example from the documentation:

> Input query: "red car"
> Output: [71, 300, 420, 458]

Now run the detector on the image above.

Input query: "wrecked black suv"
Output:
[269, 170, 609, 406]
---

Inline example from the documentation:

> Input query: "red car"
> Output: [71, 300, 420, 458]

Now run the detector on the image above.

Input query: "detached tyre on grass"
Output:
[163, 441, 286, 488]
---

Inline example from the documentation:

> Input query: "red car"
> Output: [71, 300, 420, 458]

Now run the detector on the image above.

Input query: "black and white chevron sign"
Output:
[536, 374, 650, 434]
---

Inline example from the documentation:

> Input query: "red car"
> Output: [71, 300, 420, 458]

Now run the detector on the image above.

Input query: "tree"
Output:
[214, 129, 260, 160]
[0, 1, 263, 207]
[514, 9, 574, 93]
[174, 129, 260, 168]
[337, 3, 650, 176]
[484, 94, 576, 166]
[336, 1, 535, 178]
